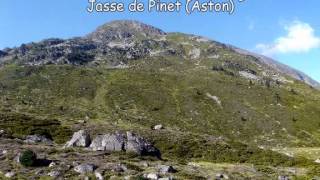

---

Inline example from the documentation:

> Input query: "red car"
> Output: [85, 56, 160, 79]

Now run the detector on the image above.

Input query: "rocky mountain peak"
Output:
[86, 20, 166, 43]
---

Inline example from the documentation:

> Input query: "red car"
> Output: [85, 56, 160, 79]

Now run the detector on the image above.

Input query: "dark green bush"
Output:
[19, 150, 37, 167]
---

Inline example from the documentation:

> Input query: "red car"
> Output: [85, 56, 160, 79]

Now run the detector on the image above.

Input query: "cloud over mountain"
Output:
[256, 21, 320, 55]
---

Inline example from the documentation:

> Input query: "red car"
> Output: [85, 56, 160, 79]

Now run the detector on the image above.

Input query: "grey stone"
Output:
[159, 178, 173, 180]
[143, 173, 159, 180]
[35, 169, 45, 175]
[278, 176, 289, 180]
[5, 172, 15, 178]
[153, 124, 164, 130]
[125, 131, 160, 157]
[103, 163, 128, 173]
[95, 171, 104, 180]
[14, 153, 21, 163]
[157, 165, 176, 174]
[49, 162, 56, 168]
[24, 135, 53, 145]
[90, 133, 125, 151]
[215, 173, 229, 180]
[64, 130, 91, 148]
[74, 163, 96, 174]
[47, 171, 61, 177]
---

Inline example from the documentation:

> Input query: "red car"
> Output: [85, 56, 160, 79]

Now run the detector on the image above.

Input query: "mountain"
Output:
[0, 20, 320, 179]
[1, 20, 319, 88]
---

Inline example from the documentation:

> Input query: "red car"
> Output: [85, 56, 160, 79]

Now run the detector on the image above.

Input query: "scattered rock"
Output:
[103, 163, 128, 173]
[74, 163, 96, 174]
[90, 133, 125, 151]
[206, 93, 222, 107]
[14, 153, 21, 163]
[24, 135, 53, 145]
[315, 159, 320, 163]
[215, 173, 229, 180]
[112, 164, 128, 173]
[64, 130, 91, 148]
[95, 171, 104, 180]
[278, 175, 289, 180]
[141, 161, 149, 167]
[189, 48, 201, 59]
[239, 71, 259, 81]
[144, 173, 159, 180]
[153, 124, 164, 130]
[159, 178, 173, 180]
[0, 129, 5, 136]
[49, 162, 56, 168]
[157, 165, 176, 174]
[1, 150, 7, 155]
[48, 171, 61, 177]
[5, 171, 15, 178]
[77, 120, 86, 124]
[35, 169, 45, 176]
[125, 131, 161, 157]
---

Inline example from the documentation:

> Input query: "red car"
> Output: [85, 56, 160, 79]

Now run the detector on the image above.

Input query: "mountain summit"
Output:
[87, 20, 166, 42]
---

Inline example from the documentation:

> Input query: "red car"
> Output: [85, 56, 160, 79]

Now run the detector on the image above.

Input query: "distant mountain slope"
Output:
[231, 46, 320, 89]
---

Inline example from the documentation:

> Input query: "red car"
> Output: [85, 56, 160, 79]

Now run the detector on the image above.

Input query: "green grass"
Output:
[0, 51, 320, 169]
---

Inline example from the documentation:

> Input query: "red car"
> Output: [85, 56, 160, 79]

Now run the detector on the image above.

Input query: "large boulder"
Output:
[125, 132, 161, 157]
[90, 133, 125, 151]
[64, 130, 91, 148]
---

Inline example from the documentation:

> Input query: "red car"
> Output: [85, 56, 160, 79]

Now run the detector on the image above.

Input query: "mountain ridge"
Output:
[1, 20, 318, 89]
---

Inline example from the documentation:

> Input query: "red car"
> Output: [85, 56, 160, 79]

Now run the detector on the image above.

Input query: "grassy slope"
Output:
[1, 37, 320, 177]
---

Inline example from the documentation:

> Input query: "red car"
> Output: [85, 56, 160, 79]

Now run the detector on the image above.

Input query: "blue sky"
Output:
[0, 0, 319, 82]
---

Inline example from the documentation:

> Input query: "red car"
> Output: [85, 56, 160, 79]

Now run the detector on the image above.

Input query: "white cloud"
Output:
[256, 21, 320, 55]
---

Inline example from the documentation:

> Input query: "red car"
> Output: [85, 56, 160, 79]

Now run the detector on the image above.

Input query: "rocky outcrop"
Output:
[86, 20, 166, 43]
[64, 130, 161, 157]
[90, 133, 125, 151]
[63, 130, 91, 148]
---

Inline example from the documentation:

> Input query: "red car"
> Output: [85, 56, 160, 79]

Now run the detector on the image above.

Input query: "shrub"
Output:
[19, 150, 37, 167]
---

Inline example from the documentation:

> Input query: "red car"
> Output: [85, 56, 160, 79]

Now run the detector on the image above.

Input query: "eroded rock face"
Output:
[64, 130, 91, 148]
[90, 133, 125, 151]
